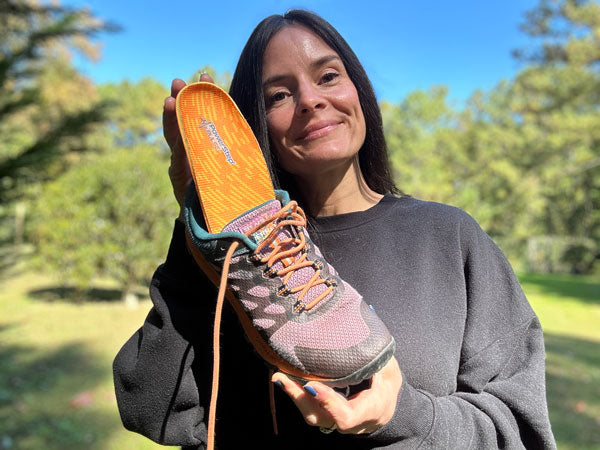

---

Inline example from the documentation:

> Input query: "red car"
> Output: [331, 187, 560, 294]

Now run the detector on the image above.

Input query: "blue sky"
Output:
[65, 0, 540, 104]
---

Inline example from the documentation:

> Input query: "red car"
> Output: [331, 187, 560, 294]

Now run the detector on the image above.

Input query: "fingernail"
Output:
[274, 380, 284, 389]
[303, 385, 317, 397]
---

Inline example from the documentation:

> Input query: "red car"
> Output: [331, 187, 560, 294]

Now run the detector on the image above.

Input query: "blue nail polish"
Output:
[274, 380, 284, 389]
[369, 304, 375, 311]
[303, 385, 317, 397]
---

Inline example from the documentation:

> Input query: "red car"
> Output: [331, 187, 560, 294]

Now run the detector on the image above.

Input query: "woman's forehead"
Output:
[262, 25, 339, 76]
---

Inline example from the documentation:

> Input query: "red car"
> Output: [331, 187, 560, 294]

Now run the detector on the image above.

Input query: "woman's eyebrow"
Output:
[311, 54, 341, 68]
[262, 54, 342, 88]
[262, 74, 287, 89]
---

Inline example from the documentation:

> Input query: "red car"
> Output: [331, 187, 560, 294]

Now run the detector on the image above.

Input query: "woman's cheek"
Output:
[266, 113, 287, 147]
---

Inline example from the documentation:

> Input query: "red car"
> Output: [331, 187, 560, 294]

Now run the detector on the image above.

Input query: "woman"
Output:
[114, 10, 556, 449]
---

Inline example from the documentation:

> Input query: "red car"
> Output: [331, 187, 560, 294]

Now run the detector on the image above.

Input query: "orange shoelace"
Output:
[206, 201, 335, 450]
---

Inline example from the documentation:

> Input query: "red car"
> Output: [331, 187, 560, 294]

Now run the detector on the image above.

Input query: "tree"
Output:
[383, 84, 539, 260]
[0, 0, 119, 202]
[25, 67, 231, 297]
[513, 0, 600, 66]
[96, 78, 168, 149]
[382, 86, 463, 205]
[29, 145, 176, 301]
[384, 0, 599, 273]
[511, 0, 600, 273]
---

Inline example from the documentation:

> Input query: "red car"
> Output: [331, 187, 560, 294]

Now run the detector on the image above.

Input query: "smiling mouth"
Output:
[298, 122, 341, 141]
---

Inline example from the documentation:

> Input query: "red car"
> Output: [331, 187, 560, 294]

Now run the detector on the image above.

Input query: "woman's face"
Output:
[261, 25, 366, 178]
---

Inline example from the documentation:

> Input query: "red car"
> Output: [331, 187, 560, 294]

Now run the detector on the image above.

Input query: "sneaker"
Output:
[184, 186, 396, 385]
[176, 82, 395, 447]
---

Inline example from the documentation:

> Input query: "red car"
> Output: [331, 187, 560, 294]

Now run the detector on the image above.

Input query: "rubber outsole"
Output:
[288, 338, 396, 388]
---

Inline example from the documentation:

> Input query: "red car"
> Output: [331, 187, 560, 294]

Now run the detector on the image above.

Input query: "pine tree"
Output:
[0, 0, 119, 201]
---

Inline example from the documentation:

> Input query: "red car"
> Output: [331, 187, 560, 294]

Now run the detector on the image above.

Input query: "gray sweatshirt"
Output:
[113, 194, 556, 449]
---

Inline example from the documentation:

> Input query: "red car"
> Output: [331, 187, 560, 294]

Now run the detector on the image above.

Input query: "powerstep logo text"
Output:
[199, 118, 236, 165]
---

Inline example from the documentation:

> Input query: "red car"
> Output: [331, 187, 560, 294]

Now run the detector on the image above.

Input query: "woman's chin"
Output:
[283, 155, 355, 180]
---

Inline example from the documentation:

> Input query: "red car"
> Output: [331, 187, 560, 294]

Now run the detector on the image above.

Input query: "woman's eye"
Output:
[321, 72, 339, 83]
[269, 92, 286, 103]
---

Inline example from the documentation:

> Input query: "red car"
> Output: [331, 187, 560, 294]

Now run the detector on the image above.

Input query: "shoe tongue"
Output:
[222, 199, 282, 244]
[224, 199, 330, 306]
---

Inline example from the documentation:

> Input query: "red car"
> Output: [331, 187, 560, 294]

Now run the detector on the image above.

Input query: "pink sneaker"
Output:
[184, 187, 396, 385]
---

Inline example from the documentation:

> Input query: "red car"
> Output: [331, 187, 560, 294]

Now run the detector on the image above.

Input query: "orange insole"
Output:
[176, 82, 275, 233]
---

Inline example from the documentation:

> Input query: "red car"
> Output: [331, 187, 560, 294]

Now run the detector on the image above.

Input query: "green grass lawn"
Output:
[520, 273, 600, 450]
[0, 272, 175, 450]
[0, 270, 598, 449]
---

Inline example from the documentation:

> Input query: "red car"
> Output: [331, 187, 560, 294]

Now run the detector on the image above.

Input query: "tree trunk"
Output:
[14, 201, 26, 247]
[122, 277, 139, 309]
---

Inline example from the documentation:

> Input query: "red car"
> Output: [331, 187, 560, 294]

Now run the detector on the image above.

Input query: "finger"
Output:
[341, 361, 401, 433]
[162, 96, 180, 147]
[199, 73, 214, 83]
[307, 382, 363, 432]
[170, 78, 186, 98]
[163, 80, 186, 147]
[305, 381, 381, 435]
[271, 374, 333, 427]
[305, 381, 349, 406]
[164, 79, 185, 126]
[163, 96, 176, 114]
[272, 372, 305, 399]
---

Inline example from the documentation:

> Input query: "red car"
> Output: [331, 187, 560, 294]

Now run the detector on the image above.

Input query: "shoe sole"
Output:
[176, 82, 275, 233]
[185, 232, 395, 386]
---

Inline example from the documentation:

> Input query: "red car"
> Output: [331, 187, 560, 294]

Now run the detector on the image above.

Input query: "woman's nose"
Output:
[296, 83, 325, 115]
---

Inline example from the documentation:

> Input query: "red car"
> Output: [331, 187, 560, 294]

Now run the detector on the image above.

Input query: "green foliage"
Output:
[384, 0, 599, 273]
[97, 78, 168, 148]
[514, 0, 600, 66]
[29, 146, 176, 297]
[383, 84, 541, 257]
[512, 0, 600, 269]
[0, 0, 119, 202]
[527, 235, 598, 274]
[382, 86, 462, 204]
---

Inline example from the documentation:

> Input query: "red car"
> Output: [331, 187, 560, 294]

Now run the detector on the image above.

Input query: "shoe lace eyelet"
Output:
[292, 300, 305, 314]
[246, 253, 262, 264]
[311, 260, 324, 270]
[262, 266, 278, 278]
[277, 284, 290, 296]
[325, 277, 338, 288]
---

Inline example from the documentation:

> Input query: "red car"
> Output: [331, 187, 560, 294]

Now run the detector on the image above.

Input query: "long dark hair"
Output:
[229, 9, 399, 200]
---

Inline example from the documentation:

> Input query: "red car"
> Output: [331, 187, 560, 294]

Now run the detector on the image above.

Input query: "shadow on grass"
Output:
[28, 286, 123, 303]
[27, 285, 147, 303]
[0, 328, 121, 449]
[544, 332, 600, 449]
[520, 273, 600, 305]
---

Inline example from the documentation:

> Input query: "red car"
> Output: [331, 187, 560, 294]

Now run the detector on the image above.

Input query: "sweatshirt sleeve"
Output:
[364, 214, 556, 449]
[113, 220, 214, 447]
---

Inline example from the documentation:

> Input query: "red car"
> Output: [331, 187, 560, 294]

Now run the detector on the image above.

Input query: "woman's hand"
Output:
[163, 74, 214, 220]
[272, 357, 402, 435]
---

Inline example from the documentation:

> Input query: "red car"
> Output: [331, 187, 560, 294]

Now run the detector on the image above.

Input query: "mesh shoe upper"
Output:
[184, 186, 395, 382]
